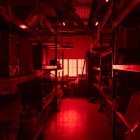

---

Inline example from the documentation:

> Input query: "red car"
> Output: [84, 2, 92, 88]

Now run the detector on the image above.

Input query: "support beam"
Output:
[88, 0, 97, 27]
[112, 0, 140, 30]
[91, 2, 113, 51]
[99, 2, 113, 30]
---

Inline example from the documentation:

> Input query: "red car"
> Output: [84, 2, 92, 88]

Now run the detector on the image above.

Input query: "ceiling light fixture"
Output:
[105, 0, 109, 3]
[62, 22, 66, 26]
[95, 21, 99, 26]
[19, 24, 27, 29]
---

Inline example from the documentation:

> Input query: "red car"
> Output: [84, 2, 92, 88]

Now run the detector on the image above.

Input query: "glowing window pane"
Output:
[69, 59, 73, 68]
[69, 59, 77, 76]
[78, 59, 81, 67]
[72, 59, 77, 67]
[78, 67, 82, 75]
[69, 67, 73, 76]
[51, 59, 86, 77]
[64, 60, 68, 76]
[73, 68, 77, 76]
[78, 59, 86, 75]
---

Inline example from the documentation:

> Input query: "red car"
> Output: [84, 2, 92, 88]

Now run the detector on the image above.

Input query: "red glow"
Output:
[49, 110, 85, 135]
[19, 24, 27, 29]
[95, 21, 99, 26]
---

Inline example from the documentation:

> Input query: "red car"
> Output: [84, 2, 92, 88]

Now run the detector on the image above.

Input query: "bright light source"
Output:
[62, 22, 66, 26]
[105, 0, 109, 2]
[19, 24, 27, 29]
[95, 21, 99, 26]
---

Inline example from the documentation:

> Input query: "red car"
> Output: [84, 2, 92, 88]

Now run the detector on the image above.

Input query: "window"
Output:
[69, 59, 77, 76]
[51, 59, 86, 77]
[64, 59, 68, 76]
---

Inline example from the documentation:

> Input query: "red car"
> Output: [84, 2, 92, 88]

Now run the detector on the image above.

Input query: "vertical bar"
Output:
[62, 51, 64, 90]
[55, 28, 57, 90]
[68, 59, 69, 76]
[112, 1, 117, 139]
[112, 111, 117, 140]
[77, 59, 78, 76]
[81, 54, 87, 80]
[98, 57, 103, 112]
[54, 26, 58, 111]
[112, 36, 117, 140]
[98, 33, 103, 112]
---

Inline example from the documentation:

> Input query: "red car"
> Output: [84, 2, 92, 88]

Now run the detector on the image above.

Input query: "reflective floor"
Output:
[44, 98, 112, 140]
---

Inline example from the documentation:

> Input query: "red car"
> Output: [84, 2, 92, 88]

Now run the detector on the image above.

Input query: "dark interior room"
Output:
[0, 0, 140, 140]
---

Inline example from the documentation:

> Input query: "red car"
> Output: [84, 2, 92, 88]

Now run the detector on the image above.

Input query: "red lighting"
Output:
[105, 0, 109, 2]
[95, 21, 99, 26]
[19, 24, 27, 29]
[62, 22, 66, 26]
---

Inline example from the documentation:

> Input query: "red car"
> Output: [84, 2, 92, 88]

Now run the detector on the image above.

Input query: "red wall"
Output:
[47, 35, 93, 61]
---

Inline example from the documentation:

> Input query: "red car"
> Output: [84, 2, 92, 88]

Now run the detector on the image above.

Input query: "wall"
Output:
[47, 35, 93, 62]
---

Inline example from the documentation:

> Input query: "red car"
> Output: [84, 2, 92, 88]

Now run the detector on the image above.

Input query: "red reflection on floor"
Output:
[44, 98, 112, 140]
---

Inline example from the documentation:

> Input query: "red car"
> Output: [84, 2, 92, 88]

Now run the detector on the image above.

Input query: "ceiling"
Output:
[0, 0, 112, 42]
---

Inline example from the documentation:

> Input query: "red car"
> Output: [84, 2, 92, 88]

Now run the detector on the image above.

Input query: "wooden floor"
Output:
[44, 98, 112, 140]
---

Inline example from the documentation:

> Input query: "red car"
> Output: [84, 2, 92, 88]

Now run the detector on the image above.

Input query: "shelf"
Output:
[43, 65, 63, 71]
[43, 65, 57, 70]
[113, 65, 140, 72]
[112, 0, 140, 30]
[43, 89, 56, 110]
[0, 72, 42, 90]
